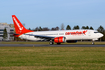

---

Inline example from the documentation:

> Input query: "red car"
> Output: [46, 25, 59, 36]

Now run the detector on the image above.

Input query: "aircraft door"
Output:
[88, 31, 91, 36]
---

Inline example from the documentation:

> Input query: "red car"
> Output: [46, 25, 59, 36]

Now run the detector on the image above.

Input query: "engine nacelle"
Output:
[54, 36, 66, 43]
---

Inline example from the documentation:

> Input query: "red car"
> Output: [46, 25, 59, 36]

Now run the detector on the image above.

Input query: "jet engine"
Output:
[54, 36, 66, 43]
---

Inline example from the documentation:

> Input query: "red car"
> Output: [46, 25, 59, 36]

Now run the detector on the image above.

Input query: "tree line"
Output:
[29, 25, 94, 31]
[66, 25, 94, 30]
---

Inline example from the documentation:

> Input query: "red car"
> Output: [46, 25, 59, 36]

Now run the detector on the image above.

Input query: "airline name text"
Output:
[65, 30, 87, 35]
[13, 17, 23, 30]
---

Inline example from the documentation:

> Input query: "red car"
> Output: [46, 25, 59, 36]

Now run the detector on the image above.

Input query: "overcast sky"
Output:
[0, 0, 105, 30]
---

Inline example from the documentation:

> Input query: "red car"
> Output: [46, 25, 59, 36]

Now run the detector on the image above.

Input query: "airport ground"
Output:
[0, 41, 105, 45]
[0, 41, 105, 70]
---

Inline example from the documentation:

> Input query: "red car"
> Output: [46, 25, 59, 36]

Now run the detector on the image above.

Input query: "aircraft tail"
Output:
[12, 15, 33, 37]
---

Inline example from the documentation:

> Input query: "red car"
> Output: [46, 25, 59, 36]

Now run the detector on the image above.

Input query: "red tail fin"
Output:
[12, 15, 33, 35]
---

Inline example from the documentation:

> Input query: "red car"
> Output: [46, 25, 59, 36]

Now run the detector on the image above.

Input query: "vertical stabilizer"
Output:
[12, 15, 33, 35]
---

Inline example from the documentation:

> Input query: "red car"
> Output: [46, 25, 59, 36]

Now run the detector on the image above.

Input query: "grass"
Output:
[0, 41, 105, 45]
[0, 41, 49, 44]
[0, 47, 105, 70]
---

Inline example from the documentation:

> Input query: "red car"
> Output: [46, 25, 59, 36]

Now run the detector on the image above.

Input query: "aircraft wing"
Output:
[25, 34, 55, 39]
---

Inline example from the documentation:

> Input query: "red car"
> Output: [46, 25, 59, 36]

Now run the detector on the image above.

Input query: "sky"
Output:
[0, 0, 105, 30]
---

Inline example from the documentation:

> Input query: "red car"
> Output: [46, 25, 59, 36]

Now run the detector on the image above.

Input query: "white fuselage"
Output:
[19, 30, 103, 41]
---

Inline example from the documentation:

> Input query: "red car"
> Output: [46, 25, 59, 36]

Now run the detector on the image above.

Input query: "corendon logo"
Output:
[65, 30, 87, 35]
[13, 17, 23, 30]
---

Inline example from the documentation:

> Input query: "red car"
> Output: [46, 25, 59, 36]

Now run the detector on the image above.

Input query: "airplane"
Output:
[12, 15, 103, 45]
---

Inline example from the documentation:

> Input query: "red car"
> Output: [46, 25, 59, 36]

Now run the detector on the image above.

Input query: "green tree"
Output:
[28, 28, 31, 30]
[66, 25, 71, 30]
[55, 26, 59, 30]
[3, 28, 8, 39]
[38, 26, 42, 31]
[34, 27, 39, 31]
[97, 26, 104, 33]
[81, 26, 86, 29]
[85, 26, 89, 29]
[97, 25, 105, 41]
[61, 23, 65, 30]
[73, 25, 79, 30]
[81, 26, 89, 29]
[90, 26, 94, 30]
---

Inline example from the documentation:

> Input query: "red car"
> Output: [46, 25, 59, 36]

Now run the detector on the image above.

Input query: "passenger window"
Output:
[94, 32, 99, 33]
